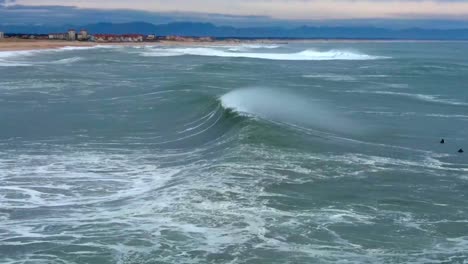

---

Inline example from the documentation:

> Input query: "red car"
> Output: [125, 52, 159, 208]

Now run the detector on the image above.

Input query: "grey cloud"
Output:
[2, 1, 468, 29]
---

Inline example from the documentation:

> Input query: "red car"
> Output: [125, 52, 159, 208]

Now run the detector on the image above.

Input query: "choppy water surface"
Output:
[1, 42, 468, 264]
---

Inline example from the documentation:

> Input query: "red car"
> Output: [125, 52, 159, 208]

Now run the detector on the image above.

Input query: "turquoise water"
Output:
[1, 42, 468, 263]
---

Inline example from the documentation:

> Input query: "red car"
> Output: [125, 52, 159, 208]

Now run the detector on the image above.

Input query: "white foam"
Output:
[227, 44, 281, 52]
[0, 45, 115, 59]
[58, 45, 116, 51]
[0, 141, 467, 263]
[142, 47, 387, 61]
[0, 60, 33, 67]
[0, 51, 38, 67]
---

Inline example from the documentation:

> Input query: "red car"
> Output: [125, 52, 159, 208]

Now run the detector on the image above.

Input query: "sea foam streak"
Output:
[142, 47, 386, 61]
[345, 90, 468, 106]
[50, 57, 84, 64]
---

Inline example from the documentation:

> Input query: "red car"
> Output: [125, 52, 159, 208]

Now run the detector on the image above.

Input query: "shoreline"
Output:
[1, 39, 467, 52]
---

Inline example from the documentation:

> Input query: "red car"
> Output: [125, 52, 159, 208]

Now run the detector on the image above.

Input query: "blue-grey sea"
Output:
[1, 42, 468, 264]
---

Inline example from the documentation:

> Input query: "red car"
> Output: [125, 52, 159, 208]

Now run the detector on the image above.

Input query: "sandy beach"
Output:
[0, 39, 257, 51]
[1, 38, 460, 52]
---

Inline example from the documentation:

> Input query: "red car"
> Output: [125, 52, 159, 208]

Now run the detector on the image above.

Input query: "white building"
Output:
[68, 29, 76, 41]
[78, 29, 88, 41]
[49, 33, 67, 40]
[0, 32, 4, 39]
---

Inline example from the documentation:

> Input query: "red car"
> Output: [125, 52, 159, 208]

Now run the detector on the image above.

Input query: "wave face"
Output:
[220, 88, 362, 134]
[1, 42, 468, 264]
[141, 47, 386, 60]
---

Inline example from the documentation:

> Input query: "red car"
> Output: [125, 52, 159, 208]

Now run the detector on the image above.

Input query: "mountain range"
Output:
[2, 22, 468, 40]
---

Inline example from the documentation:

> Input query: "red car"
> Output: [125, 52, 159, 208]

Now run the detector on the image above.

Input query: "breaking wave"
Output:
[220, 88, 362, 133]
[226, 44, 281, 51]
[0, 51, 36, 67]
[142, 47, 387, 61]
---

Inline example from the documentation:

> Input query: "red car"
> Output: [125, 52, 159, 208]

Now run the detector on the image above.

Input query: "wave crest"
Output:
[142, 47, 387, 61]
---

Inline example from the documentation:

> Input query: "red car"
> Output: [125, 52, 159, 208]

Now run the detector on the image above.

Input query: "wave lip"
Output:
[142, 47, 387, 61]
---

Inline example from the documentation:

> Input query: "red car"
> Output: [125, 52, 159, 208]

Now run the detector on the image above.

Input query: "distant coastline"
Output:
[1, 38, 468, 52]
[3, 22, 468, 40]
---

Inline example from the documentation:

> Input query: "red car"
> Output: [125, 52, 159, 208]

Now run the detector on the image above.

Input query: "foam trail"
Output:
[0, 60, 32, 67]
[220, 88, 362, 133]
[50, 57, 84, 64]
[303, 74, 357, 81]
[345, 90, 468, 106]
[142, 47, 387, 61]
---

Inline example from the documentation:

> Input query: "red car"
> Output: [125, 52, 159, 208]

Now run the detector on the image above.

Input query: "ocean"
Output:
[1, 42, 468, 264]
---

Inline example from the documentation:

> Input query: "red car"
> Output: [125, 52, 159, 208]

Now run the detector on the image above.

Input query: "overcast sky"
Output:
[1, 0, 468, 28]
[3, 0, 468, 19]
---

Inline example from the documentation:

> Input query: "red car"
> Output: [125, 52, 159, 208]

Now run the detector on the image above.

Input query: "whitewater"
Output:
[1, 42, 468, 264]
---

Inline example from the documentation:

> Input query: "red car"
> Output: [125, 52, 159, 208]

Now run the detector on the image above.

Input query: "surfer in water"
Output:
[440, 139, 445, 144]
[459, 149, 464, 153]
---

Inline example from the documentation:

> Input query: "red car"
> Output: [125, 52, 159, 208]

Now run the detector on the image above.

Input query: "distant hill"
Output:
[2, 21, 468, 40]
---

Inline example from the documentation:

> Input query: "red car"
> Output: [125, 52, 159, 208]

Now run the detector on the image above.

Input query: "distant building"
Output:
[68, 29, 76, 41]
[198, 37, 215, 42]
[49, 33, 67, 40]
[145, 34, 156, 41]
[93, 34, 144, 42]
[78, 29, 88, 41]
[0, 32, 4, 39]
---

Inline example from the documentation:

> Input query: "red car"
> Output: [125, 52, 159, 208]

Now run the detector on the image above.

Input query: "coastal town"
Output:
[0, 29, 215, 43]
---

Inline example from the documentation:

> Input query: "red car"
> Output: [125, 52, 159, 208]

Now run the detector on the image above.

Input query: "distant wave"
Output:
[142, 47, 387, 61]
[345, 90, 468, 106]
[0, 45, 115, 59]
[0, 46, 109, 66]
[58, 45, 117, 51]
[227, 44, 281, 52]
